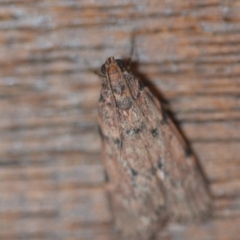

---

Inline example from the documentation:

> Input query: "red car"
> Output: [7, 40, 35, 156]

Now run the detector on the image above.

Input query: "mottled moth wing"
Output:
[98, 57, 211, 240]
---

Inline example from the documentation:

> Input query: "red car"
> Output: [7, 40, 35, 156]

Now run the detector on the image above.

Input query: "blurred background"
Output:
[0, 0, 240, 239]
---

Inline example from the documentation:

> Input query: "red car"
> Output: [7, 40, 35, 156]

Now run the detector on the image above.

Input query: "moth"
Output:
[98, 56, 210, 240]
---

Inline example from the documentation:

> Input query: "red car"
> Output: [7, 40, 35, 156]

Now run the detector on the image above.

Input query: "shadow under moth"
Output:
[98, 56, 211, 240]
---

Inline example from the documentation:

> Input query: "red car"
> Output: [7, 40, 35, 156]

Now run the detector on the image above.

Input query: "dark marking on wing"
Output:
[116, 97, 132, 110]
[160, 103, 168, 124]
[135, 91, 141, 99]
[158, 157, 164, 170]
[105, 171, 109, 182]
[151, 128, 158, 137]
[134, 128, 141, 134]
[126, 123, 145, 135]
[138, 79, 145, 91]
[131, 168, 138, 176]
[184, 146, 192, 157]
[113, 84, 125, 95]
[113, 138, 122, 150]
[99, 94, 104, 102]
[134, 123, 145, 134]
[98, 126, 110, 142]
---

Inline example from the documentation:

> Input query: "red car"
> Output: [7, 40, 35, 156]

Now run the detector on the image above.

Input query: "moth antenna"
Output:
[83, 58, 105, 77]
[126, 31, 138, 71]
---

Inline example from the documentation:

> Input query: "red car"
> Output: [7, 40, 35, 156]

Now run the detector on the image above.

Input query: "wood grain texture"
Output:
[0, 0, 239, 239]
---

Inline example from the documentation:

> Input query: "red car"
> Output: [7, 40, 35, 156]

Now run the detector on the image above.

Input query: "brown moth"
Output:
[98, 57, 211, 240]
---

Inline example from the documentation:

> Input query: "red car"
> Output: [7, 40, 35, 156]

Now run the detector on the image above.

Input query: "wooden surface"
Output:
[0, 0, 239, 239]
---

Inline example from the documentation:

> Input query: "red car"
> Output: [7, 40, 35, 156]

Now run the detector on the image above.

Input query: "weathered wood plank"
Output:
[0, 0, 239, 239]
[159, 217, 240, 240]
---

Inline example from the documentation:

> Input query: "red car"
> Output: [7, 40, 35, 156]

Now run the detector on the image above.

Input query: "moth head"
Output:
[101, 57, 124, 75]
